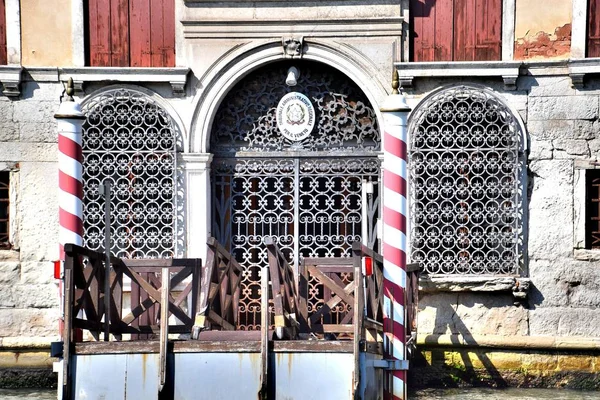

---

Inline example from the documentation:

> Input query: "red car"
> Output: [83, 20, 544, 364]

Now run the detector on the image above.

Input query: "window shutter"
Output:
[150, 0, 175, 67]
[129, 0, 152, 67]
[0, 0, 6, 65]
[110, 0, 130, 66]
[589, 0, 600, 57]
[88, 0, 129, 66]
[474, 0, 502, 60]
[411, 0, 454, 61]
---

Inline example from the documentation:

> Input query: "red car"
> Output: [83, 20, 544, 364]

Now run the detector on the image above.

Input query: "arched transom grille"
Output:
[409, 85, 524, 275]
[82, 88, 177, 259]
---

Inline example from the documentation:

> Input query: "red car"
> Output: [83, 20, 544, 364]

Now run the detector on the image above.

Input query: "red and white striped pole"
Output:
[380, 73, 411, 400]
[55, 79, 85, 336]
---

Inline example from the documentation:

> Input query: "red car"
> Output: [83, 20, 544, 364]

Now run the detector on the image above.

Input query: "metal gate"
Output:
[209, 60, 381, 329]
[212, 157, 380, 329]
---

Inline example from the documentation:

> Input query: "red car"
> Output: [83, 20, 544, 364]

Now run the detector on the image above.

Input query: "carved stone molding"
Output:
[420, 275, 531, 299]
[58, 67, 190, 96]
[569, 58, 600, 88]
[0, 66, 22, 97]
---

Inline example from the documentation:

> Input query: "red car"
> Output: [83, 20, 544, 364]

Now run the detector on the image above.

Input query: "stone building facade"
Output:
[0, 0, 600, 389]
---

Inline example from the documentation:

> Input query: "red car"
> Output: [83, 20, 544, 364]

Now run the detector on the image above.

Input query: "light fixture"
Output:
[285, 66, 300, 87]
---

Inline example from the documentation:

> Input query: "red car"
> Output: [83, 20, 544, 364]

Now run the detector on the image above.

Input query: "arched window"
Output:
[81, 88, 179, 259]
[409, 85, 525, 275]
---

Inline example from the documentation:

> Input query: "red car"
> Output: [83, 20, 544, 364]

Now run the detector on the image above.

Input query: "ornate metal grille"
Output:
[0, 172, 9, 250]
[409, 85, 524, 275]
[212, 157, 379, 329]
[82, 88, 179, 259]
[210, 61, 379, 155]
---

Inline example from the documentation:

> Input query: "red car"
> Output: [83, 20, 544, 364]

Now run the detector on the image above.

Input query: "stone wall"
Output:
[0, 80, 63, 339]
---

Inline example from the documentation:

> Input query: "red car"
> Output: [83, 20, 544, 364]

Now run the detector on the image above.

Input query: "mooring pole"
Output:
[380, 70, 411, 400]
[54, 78, 85, 339]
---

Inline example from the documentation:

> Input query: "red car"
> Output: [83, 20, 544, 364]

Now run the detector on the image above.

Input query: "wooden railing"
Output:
[62, 243, 202, 342]
[191, 237, 244, 338]
[265, 237, 305, 339]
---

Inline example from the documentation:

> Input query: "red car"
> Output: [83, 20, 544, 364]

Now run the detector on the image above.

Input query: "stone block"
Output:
[573, 120, 597, 140]
[17, 163, 59, 262]
[0, 286, 15, 307]
[0, 143, 21, 161]
[528, 120, 574, 140]
[14, 284, 58, 308]
[528, 139, 553, 160]
[20, 262, 54, 284]
[521, 353, 559, 372]
[528, 76, 577, 97]
[552, 139, 590, 157]
[19, 123, 58, 143]
[529, 96, 598, 120]
[0, 262, 19, 284]
[21, 144, 57, 162]
[19, 82, 62, 101]
[0, 124, 18, 141]
[530, 307, 600, 337]
[528, 308, 561, 336]
[0, 308, 60, 337]
[12, 101, 57, 124]
[527, 160, 574, 258]
[0, 102, 13, 122]
[557, 355, 593, 372]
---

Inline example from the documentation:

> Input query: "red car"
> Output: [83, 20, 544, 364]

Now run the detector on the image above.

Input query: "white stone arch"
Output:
[189, 39, 390, 153]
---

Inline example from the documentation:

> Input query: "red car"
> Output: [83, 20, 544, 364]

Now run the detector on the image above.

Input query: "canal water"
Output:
[2, 388, 600, 399]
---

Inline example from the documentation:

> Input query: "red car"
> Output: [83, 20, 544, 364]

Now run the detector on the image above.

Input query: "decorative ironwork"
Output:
[409, 85, 524, 275]
[0, 172, 9, 250]
[82, 88, 180, 259]
[212, 157, 380, 329]
[210, 61, 380, 155]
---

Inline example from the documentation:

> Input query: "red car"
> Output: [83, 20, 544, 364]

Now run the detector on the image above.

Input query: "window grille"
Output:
[0, 171, 9, 249]
[585, 169, 600, 249]
[82, 88, 179, 259]
[409, 85, 524, 275]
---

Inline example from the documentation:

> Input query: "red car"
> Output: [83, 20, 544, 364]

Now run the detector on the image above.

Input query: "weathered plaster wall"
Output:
[21, 0, 73, 66]
[514, 0, 572, 59]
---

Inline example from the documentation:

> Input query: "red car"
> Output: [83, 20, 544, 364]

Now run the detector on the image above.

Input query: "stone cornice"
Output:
[395, 58, 600, 90]
[58, 67, 191, 96]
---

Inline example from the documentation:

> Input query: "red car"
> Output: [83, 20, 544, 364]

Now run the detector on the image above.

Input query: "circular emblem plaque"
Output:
[276, 92, 316, 141]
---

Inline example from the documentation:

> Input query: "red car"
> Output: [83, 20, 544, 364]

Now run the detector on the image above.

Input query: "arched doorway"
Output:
[210, 60, 382, 329]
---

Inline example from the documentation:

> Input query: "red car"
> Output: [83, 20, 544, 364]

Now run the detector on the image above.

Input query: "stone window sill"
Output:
[573, 249, 600, 261]
[419, 274, 530, 299]
[0, 65, 22, 97]
[58, 67, 190, 96]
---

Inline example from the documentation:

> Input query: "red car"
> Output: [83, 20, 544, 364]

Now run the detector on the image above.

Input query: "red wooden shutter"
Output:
[589, 0, 600, 57]
[411, 0, 454, 61]
[411, 0, 501, 61]
[129, 0, 151, 67]
[0, 0, 6, 65]
[454, 0, 501, 61]
[130, 0, 175, 67]
[88, 0, 129, 66]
